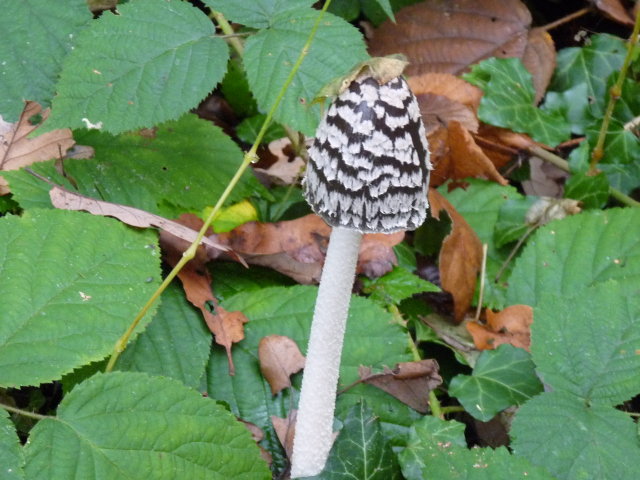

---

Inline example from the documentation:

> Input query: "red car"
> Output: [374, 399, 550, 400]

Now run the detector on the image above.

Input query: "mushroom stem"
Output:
[290, 226, 363, 478]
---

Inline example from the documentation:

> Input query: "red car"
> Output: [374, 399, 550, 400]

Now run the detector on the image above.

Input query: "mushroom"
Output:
[290, 60, 432, 477]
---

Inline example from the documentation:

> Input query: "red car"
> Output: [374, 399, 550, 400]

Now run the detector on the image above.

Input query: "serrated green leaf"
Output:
[449, 344, 543, 421]
[532, 282, 640, 404]
[4, 114, 265, 217]
[220, 58, 258, 118]
[550, 34, 626, 117]
[244, 8, 368, 135]
[511, 391, 640, 480]
[0, 410, 24, 480]
[506, 208, 640, 307]
[400, 416, 553, 480]
[314, 401, 402, 480]
[204, 0, 314, 28]
[205, 285, 419, 474]
[464, 58, 570, 147]
[0, 0, 91, 122]
[441, 180, 523, 308]
[361, 266, 439, 306]
[46, 0, 229, 134]
[116, 282, 211, 388]
[0, 209, 160, 387]
[23, 372, 271, 479]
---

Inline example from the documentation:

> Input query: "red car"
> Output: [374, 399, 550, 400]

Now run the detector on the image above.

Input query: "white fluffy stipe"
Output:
[290, 227, 363, 478]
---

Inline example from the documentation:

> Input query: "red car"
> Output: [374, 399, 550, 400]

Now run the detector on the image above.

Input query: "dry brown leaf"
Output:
[525, 197, 581, 225]
[214, 214, 403, 284]
[408, 73, 483, 113]
[475, 124, 536, 170]
[429, 189, 483, 322]
[359, 360, 442, 413]
[594, 0, 634, 25]
[254, 137, 305, 186]
[240, 420, 273, 465]
[466, 305, 533, 350]
[414, 93, 479, 135]
[369, 0, 531, 77]
[272, 411, 299, 460]
[522, 28, 556, 103]
[0, 102, 74, 195]
[522, 156, 567, 197]
[160, 215, 248, 375]
[49, 185, 230, 256]
[258, 335, 305, 395]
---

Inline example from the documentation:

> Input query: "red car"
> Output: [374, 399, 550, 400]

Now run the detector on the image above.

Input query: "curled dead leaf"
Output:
[258, 335, 305, 395]
[521, 28, 556, 103]
[429, 189, 483, 322]
[0, 102, 74, 195]
[525, 197, 581, 225]
[466, 305, 533, 350]
[359, 359, 442, 413]
[271, 412, 297, 460]
[594, 0, 634, 26]
[241, 420, 272, 465]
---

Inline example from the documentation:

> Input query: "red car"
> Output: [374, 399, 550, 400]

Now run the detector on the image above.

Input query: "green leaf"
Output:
[205, 285, 419, 474]
[399, 416, 553, 480]
[449, 344, 543, 422]
[542, 83, 590, 135]
[494, 196, 536, 248]
[314, 401, 402, 480]
[0, 209, 160, 387]
[564, 171, 609, 209]
[441, 179, 523, 308]
[23, 372, 271, 479]
[116, 282, 211, 388]
[4, 115, 265, 217]
[511, 391, 640, 480]
[220, 58, 258, 118]
[235, 114, 287, 145]
[505, 208, 640, 307]
[532, 282, 640, 404]
[550, 34, 626, 116]
[46, 0, 229, 134]
[211, 262, 295, 301]
[204, 0, 315, 28]
[244, 8, 368, 135]
[0, 0, 91, 122]
[0, 410, 24, 480]
[464, 57, 570, 147]
[361, 266, 439, 307]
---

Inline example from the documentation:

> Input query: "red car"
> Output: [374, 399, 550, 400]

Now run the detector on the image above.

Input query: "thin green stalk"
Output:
[210, 10, 244, 56]
[1, 403, 50, 421]
[105, 1, 333, 373]
[529, 146, 640, 208]
[590, 7, 640, 172]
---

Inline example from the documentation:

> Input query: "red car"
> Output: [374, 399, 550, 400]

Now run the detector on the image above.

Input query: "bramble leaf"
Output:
[23, 372, 271, 479]
[46, 0, 229, 134]
[204, 0, 314, 28]
[0, 410, 24, 480]
[0, 209, 160, 387]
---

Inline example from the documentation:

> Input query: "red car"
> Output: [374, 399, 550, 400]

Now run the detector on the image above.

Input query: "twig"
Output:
[494, 224, 539, 283]
[539, 7, 592, 32]
[473, 244, 488, 322]
[105, 2, 332, 373]
[590, 7, 640, 172]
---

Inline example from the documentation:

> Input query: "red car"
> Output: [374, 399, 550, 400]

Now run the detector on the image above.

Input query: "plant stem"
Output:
[473, 243, 488, 322]
[590, 7, 640, 172]
[539, 6, 591, 32]
[0, 403, 50, 421]
[105, 1, 332, 373]
[528, 146, 640, 208]
[210, 10, 244, 56]
[291, 227, 362, 478]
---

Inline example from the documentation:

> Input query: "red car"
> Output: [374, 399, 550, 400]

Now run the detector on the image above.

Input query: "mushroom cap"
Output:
[304, 74, 432, 234]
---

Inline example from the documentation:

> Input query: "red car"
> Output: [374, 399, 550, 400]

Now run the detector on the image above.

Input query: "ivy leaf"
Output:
[0, 0, 91, 122]
[244, 8, 368, 135]
[506, 208, 640, 307]
[4, 115, 266, 218]
[204, 0, 314, 28]
[399, 416, 554, 480]
[0, 410, 24, 480]
[549, 34, 626, 116]
[23, 372, 271, 479]
[449, 344, 543, 421]
[317, 401, 402, 479]
[512, 391, 640, 480]
[361, 266, 439, 307]
[0, 209, 160, 387]
[464, 57, 570, 147]
[205, 285, 418, 473]
[564, 171, 609, 209]
[46, 0, 229, 134]
[532, 282, 640, 404]
[116, 282, 211, 388]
